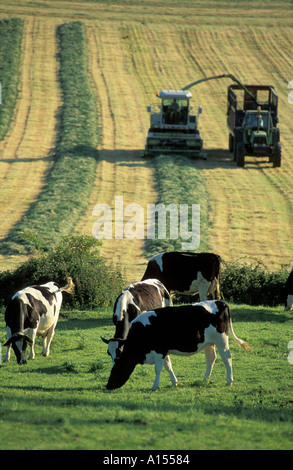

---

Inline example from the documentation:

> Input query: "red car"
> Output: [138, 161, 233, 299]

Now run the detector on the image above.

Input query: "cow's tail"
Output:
[228, 306, 252, 353]
[59, 277, 75, 294]
[214, 273, 221, 300]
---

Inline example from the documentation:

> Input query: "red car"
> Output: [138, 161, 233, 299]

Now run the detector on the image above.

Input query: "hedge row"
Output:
[219, 259, 289, 307]
[0, 18, 23, 141]
[173, 258, 289, 307]
[0, 245, 288, 309]
[1, 21, 99, 255]
[0, 236, 125, 310]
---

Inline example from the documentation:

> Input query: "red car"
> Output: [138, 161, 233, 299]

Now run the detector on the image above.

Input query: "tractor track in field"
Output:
[251, 29, 292, 85]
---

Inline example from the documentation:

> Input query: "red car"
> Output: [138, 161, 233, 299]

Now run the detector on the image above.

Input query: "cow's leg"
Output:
[3, 327, 12, 362]
[151, 353, 164, 391]
[164, 355, 178, 387]
[42, 324, 56, 357]
[197, 277, 210, 301]
[215, 335, 233, 385]
[42, 336, 47, 356]
[28, 329, 37, 360]
[203, 345, 217, 382]
[3, 344, 11, 362]
[285, 294, 293, 311]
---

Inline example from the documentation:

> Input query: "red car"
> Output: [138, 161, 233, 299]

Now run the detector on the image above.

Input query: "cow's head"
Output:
[105, 350, 137, 390]
[4, 333, 33, 364]
[101, 337, 126, 365]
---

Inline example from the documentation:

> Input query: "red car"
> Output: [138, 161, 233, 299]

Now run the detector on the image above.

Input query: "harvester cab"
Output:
[144, 90, 205, 158]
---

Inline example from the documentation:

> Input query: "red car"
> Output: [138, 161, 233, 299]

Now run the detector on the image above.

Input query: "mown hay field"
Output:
[0, 1, 293, 280]
[0, 0, 293, 451]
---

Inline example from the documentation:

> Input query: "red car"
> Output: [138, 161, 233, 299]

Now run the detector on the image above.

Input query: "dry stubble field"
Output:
[0, 1, 293, 280]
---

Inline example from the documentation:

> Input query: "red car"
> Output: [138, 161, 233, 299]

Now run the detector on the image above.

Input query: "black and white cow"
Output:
[105, 300, 251, 391]
[3, 278, 74, 364]
[141, 252, 221, 300]
[284, 265, 293, 311]
[102, 279, 173, 364]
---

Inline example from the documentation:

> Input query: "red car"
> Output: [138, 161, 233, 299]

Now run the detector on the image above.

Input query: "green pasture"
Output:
[1, 304, 292, 450]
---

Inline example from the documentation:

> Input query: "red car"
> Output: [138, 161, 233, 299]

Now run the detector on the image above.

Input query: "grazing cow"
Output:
[141, 252, 221, 300]
[3, 278, 74, 364]
[111, 279, 172, 339]
[284, 266, 293, 311]
[105, 300, 252, 391]
[102, 279, 173, 365]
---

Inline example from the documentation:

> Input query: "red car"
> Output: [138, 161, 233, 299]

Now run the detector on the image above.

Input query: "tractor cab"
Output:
[147, 90, 201, 131]
[242, 107, 274, 152]
[161, 95, 189, 125]
[144, 90, 204, 158]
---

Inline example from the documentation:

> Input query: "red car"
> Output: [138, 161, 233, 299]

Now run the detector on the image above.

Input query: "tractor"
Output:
[227, 84, 281, 167]
[144, 89, 205, 158]
[144, 74, 281, 168]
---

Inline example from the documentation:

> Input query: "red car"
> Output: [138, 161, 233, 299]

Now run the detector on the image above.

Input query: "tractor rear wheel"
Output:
[273, 142, 282, 168]
[229, 134, 234, 153]
[236, 142, 245, 167]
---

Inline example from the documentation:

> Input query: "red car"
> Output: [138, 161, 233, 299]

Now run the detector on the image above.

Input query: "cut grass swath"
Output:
[144, 154, 211, 257]
[0, 18, 23, 141]
[1, 21, 99, 255]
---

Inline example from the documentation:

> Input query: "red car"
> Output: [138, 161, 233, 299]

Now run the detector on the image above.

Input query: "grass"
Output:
[0, 18, 23, 141]
[1, 304, 293, 450]
[144, 155, 211, 257]
[0, 21, 99, 255]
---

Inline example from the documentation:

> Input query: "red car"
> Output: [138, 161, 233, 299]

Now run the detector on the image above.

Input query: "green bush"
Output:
[172, 257, 288, 307]
[220, 259, 288, 306]
[0, 235, 126, 310]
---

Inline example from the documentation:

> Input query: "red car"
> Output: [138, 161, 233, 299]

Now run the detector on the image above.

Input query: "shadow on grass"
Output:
[230, 304, 290, 323]
[1, 383, 293, 425]
[57, 316, 112, 331]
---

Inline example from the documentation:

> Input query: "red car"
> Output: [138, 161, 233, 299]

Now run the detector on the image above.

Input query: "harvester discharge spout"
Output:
[181, 73, 258, 105]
